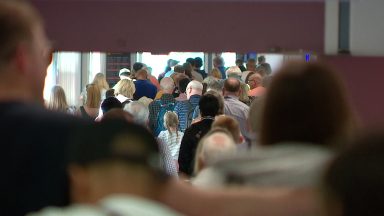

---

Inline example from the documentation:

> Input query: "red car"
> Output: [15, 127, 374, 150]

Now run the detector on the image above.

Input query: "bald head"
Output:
[195, 129, 236, 173]
[160, 77, 175, 94]
[223, 78, 241, 96]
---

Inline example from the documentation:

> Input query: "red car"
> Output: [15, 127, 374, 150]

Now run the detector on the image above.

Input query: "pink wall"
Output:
[31, 1, 384, 128]
[324, 56, 384, 128]
[31, 0, 324, 53]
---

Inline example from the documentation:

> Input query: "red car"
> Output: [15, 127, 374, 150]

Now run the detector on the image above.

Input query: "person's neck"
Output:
[162, 90, 173, 95]
[168, 127, 177, 132]
[224, 93, 238, 98]
[0, 82, 42, 105]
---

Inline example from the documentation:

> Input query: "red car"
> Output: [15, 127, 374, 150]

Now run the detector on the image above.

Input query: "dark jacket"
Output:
[178, 118, 214, 176]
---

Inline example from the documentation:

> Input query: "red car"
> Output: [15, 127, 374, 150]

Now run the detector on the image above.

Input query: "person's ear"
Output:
[13, 43, 30, 75]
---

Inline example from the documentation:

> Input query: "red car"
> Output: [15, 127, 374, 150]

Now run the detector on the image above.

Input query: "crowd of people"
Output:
[2, 1, 384, 216]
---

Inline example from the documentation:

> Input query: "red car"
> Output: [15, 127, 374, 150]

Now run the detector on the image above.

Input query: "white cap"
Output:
[119, 68, 131, 76]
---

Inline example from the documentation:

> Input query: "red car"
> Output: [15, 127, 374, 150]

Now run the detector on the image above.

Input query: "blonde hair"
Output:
[92, 73, 109, 90]
[210, 68, 222, 79]
[115, 79, 135, 98]
[212, 115, 241, 144]
[48, 85, 69, 112]
[239, 82, 250, 105]
[163, 111, 180, 137]
[86, 84, 101, 108]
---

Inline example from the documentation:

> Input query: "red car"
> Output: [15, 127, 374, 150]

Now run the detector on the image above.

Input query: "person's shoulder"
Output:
[0, 102, 83, 124]
[158, 130, 166, 138]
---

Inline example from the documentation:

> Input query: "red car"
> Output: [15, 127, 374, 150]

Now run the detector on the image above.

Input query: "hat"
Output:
[69, 120, 163, 174]
[119, 68, 131, 76]
[226, 66, 242, 78]
[169, 59, 180, 67]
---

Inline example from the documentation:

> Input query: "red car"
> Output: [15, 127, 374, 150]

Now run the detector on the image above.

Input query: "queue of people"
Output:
[2, 1, 384, 216]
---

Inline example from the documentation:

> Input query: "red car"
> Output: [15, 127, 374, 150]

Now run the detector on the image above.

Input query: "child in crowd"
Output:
[158, 111, 184, 161]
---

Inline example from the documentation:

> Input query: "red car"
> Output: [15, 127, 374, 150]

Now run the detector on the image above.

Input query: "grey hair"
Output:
[124, 101, 149, 126]
[203, 77, 223, 92]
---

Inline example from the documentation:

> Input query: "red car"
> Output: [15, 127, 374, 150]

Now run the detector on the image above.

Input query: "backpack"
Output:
[154, 100, 175, 136]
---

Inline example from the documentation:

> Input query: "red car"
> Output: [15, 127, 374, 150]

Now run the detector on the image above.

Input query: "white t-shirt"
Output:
[158, 130, 184, 160]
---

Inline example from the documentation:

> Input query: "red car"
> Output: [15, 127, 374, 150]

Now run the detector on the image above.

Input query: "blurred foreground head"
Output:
[0, 0, 51, 104]
[69, 120, 167, 203]
[259, 62, 356, 148]
[322, 134, 384, 216]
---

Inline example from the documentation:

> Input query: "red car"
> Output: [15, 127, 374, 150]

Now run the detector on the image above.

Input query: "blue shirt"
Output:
[133, 79, 157, 100]
[164, 70, 174, 78]
[174, 94, 201, 132]
[218, 66, 226, 79]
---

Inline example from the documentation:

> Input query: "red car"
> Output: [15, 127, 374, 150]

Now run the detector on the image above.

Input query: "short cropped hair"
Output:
[101, 97, 122, 114]
[178, 78, 190, 94]
[124, 101, 149, 126]
[187, 80, 203, 91]
[199, 93, 220, 117]
[194, 57, 203, 68]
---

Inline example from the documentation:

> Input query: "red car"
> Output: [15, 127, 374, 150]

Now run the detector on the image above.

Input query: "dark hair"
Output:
[68, 119, 167, 180]
[174, 65, 184, 73]
[205, 90, 224, 115]
[257, 56, 265, 63]
[199, 93, 220, 117]
[323, 134, 384, 216]
[178, 78, 190, 94]
[224, 78, 241, 93]
[194, 57, 203, 68]
[101, 97, 122, 114]
[259, 62, 354, 147]
[182, 62, 193, 78]
[213, 56, 224, 66]
[186, 58, 195, 67]
[105, 88, 115, 98]
[132, 62, 144, 72]
[235, 59, 243, 64]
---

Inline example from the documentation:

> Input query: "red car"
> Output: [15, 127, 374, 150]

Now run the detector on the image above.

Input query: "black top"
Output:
[79, 106, 93, 120]
[0, 102, 87, 216]
[178, 118, 214, 176]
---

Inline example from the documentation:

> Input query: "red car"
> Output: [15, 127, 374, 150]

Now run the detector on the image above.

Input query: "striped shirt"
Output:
[148, 94, 175, 133]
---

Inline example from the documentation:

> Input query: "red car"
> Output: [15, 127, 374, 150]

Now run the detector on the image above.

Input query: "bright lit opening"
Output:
[138, 52, 204, 78]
